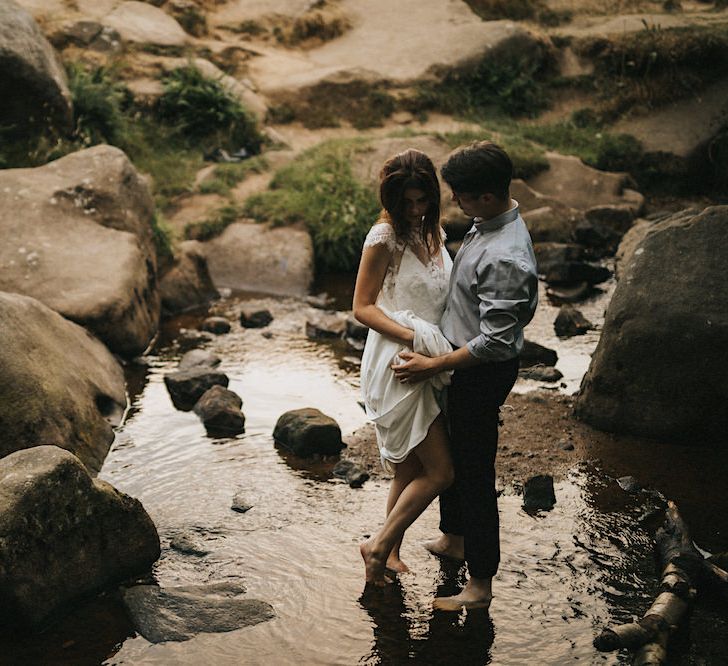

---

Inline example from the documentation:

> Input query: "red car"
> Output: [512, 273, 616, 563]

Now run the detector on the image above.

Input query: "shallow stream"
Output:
[4, 278, 728, 665]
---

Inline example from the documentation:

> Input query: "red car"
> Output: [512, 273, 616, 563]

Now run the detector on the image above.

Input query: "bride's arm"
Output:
[353, 243, 415, 347]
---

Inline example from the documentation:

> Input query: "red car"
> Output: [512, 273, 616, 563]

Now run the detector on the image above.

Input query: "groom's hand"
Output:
[391, 351, 439, 384]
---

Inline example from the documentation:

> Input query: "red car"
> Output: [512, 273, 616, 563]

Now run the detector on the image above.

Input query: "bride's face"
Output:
[403, 188, 429, 228]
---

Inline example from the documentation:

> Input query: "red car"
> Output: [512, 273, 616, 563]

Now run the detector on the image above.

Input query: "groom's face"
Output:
[451, 191, 487, 218]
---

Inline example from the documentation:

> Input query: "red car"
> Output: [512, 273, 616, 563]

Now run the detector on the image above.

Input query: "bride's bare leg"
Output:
[361, 415, 453, 585]
[386, 455, 422, 573]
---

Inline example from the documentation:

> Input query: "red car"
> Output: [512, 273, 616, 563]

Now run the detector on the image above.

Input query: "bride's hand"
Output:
[391, 351, 438, 384]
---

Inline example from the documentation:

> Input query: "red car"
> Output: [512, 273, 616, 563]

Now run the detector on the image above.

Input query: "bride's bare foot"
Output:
[385, 553, 410, 575]
[424, 534, 464, 561]
[360, 539, 391, 586]
[433, 578, 492, 611]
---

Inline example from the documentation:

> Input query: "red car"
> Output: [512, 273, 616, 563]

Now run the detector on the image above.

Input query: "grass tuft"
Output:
[157, 64, 263, 153]
[243, 139, 379, 272]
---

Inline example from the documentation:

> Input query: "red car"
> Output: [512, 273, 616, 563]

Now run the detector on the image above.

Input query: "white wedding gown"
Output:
[359, 222, 454, 472]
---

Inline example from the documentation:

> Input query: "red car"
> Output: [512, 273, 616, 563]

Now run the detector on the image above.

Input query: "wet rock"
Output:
[273, 408, 344, 457]
[333, 459, 370, 488]
[120, 583, 274, 643]
[584, 205, 635, 235]
[170, 534, 210, 557]
[519, 365, 563, 383]
[231, 492, 253, 513]
[176, 329, 215, 351]
[305, 312, 347, 339]
[0, 145, 160, 357]
[546, 282, 592, 303]
[617, 476, 641, 493]
[240, 308, 273, 328]
[0, 1, 73, 134]
[533, 242, 583, 274]
[0, 446, 160, 627]
[0, 292, 126, 473]
[193, 385, 245, 436]
[523, 475, 556, 511]
[573, 219, 622, 258]
[345, 337, 365, 352]
[576, 206, 728, 444]
[342, 355, 362, 367]
[346, 314, 369, 340]
[164, 368, 229, 411]
[521, 205, 581, 243]
[178, 349, 221, 371]
[520, 339, 558, 368]
[545, 262, 612, 286]
[201, 316, 231, 335]
[204, 222, 313, 297]
[305, 293, 336, 309]
[160, 241, 219, 316]
[554, 305, 594, 337]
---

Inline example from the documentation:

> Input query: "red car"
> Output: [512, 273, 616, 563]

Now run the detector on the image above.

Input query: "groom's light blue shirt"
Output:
[441, 200, 538, 362]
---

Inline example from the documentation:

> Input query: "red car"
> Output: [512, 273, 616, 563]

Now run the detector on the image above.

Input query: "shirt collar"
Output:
[468, 199, 520, 235]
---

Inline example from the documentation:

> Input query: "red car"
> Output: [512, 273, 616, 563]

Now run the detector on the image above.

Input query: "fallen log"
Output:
[594, 500, 728, 663]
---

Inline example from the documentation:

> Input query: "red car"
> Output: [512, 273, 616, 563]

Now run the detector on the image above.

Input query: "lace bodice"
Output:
[363, 222, 452, 324]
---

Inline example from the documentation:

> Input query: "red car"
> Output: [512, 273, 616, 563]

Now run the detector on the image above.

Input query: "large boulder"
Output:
[159, 240, 219, 316]
[0, 0, 73, 135]
[203, 222, 314, 297]
[0, 145, 160, 356]
[0, 446, 160, 627]
[575, 206, 728, 443]
[0, 292, 126, 473]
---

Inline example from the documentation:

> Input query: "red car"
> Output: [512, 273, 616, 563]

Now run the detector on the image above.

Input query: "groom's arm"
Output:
[393, 257, 537, 383]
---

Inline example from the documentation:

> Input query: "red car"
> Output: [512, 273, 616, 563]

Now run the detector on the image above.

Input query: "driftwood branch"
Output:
[593, 500, 728, 663]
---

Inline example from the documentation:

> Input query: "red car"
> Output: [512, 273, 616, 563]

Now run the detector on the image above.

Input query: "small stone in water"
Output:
[231, 493, 253, 513]
[523, 475, 556, 511]
[170, 534, 210, 557]
[617, 476, 641, 493]
[201, 317, 231, 335]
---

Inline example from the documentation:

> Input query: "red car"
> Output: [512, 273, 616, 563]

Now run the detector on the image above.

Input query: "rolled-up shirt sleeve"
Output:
[465, 257, 537, 361]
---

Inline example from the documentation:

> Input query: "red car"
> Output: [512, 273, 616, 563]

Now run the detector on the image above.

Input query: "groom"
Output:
[393, 141, 538, 610]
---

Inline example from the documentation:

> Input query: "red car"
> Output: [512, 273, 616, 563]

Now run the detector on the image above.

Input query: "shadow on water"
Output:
[4, 290, 728, 664]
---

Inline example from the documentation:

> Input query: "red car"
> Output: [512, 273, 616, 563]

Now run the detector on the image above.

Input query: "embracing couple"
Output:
[353, 141, 538, 610]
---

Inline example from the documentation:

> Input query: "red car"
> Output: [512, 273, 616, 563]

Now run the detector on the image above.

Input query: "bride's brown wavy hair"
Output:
[379, 149, 442, 255]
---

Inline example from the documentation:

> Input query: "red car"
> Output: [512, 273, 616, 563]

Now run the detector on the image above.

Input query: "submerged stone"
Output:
[121, 583, 274, 643]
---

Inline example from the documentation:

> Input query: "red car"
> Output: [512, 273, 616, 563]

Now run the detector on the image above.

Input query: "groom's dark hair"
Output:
[441, 141, 512, 201]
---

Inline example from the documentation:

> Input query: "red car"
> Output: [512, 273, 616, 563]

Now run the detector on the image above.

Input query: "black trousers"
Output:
[438, 356, 519, 579]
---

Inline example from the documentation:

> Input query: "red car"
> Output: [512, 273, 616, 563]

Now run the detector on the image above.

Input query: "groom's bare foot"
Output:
[424, 534, 464, 561]
[433, 578, 492, 611]
[385, 554, 410, 575]
[360, 539, 391, 586]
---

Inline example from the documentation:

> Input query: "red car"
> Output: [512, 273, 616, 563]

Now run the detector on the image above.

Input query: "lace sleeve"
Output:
[440, 226, 447, 243]
[363, 222, 397, 252]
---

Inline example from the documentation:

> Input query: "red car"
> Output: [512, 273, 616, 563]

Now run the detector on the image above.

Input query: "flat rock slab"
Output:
[0, 145, 160, 357]
[103, 1, 188, 47]
[0, 292, 126, 473]
[0, 446, 160, 626]
[526, 152, 643, 213]
[203, 222, 313, 297]
[121, 583, 274, 643]
[246, 1, 543, 93]
[178, 349, 221, 371]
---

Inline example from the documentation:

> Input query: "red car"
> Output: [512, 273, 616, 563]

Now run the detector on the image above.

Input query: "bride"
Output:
[353, 149, 455, 586]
